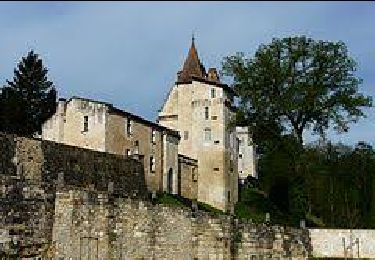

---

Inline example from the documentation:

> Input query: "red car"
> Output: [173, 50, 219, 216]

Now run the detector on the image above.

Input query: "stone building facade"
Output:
[158, 38, 242, 211]
[178, 154, 198, 200]
[41, 39, 257, 211]
[41, 96, 183, 197]
[236, 126, 257, 182]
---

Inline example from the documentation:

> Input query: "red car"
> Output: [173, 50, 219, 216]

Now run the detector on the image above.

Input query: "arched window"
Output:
[167, 168, 173, 193]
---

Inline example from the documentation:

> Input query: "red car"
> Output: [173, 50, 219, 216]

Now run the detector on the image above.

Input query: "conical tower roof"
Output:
[177, 36, 207, 83]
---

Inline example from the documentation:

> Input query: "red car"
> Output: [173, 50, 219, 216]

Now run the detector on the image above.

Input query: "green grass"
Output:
[154, 192, 227, 216]
[197, 201, 226, 216]
[154, 192, 187, 208]
[235, 187, 290, 224]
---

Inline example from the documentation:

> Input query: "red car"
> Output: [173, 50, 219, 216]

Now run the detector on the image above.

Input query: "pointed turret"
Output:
[177, 36, 207, 83]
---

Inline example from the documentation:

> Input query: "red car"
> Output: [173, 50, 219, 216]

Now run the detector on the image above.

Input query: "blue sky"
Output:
[0, 1, 374, 146]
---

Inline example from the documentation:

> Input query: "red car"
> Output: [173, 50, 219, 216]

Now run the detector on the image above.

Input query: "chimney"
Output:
[207, 68, 220, 83]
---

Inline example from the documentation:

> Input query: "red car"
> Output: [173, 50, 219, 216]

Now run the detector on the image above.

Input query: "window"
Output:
[239, 154, 243, 159]
[126, 149, 131, 156]
[83, 116, 88, 132]
[150, 156, 155, 173]
[211, 88, 216, 98]
[204, 107, 209, 120]
[98, 113, 103, 124]
[227, 191, 231, 203]
[184, 131, 189, 140]
[126, 118, 132, 136]
[211, 116, 217, 120]
[213, 167, 220, 171]
[134, 140, 139, 154]
[214, 140, 220, 144]
[204, 128, 211, 141]
[152, 129, 156, 144]
[192, 168, 197, 182]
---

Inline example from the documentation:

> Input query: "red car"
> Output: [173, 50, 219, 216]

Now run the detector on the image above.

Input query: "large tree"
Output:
[0, 50, 57, 136]
[222, 36, 372, 146]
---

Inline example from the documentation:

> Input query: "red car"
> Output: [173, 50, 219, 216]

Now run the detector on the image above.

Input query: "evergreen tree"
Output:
[0, 50, 57, 136]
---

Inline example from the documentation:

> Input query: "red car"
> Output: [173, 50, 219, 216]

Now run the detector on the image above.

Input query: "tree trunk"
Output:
[296, 128, 304, 146]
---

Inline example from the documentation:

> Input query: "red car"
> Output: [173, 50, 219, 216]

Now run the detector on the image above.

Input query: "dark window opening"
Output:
[150, 156, 155, 173]
[205, 107, 209, 120]
[211, 88, 216, 98]
[167, 168, 173, 193]
[83, 116, 88, 132]
[184, 131, 189, 140]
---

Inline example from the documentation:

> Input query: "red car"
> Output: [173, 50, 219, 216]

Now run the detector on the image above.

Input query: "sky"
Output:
[0, 1, 374, 146]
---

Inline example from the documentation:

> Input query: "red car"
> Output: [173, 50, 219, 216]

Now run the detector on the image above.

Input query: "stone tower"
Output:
[158, 38, 239, 211]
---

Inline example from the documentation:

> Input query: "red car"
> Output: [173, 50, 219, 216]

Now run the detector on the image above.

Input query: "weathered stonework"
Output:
[158, 44, 240, 211]
[236, 126, 257, 181]
[52, 188, 312, 260]
[178, 154, 198, 200]
[42, 96, 180, 196]
[0, 132, 145, 257]
[2, 133, 375, 259]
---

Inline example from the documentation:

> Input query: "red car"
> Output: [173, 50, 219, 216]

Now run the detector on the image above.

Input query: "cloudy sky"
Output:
[0, 1, 374, 146]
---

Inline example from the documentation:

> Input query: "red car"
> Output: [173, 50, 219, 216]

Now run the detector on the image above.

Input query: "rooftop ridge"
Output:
[66, 96, 180, 138]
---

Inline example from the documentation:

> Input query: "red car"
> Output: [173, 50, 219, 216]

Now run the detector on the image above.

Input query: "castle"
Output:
[1, 39, 374, 260]
[41, 38, 257, 211]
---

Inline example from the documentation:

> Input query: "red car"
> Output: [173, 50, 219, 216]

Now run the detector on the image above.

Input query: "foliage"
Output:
[155, 193, 226, 216]
[0, 50, 57, 137]
[197, 201, 226, 216]
[235, 186, 289, 225]
[222, 36, 372, 146]
[223, 36, 373, 228]
[154, 192, 187, 208]
[255, 139, 375, 228]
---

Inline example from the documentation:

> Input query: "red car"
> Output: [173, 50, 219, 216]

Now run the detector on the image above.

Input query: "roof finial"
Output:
[192, 31, 195, 45]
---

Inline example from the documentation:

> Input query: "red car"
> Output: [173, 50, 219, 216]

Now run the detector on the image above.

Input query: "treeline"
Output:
[258, 137, 375, 228]
[223, 35, 374, 228]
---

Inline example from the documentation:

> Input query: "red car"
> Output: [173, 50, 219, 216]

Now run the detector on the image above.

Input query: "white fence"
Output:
[309, 229, 375, 258]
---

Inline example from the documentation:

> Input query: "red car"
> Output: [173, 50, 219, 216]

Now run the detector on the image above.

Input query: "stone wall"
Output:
[236, 126, 257, 180]
[309, 228, 375, 258]
[0, 132, 146, 257]
[178, 154, 198, 200]
[52, 188, 312, 259]
[42, 96, 181, 196]
[5, 133, 375, 259]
